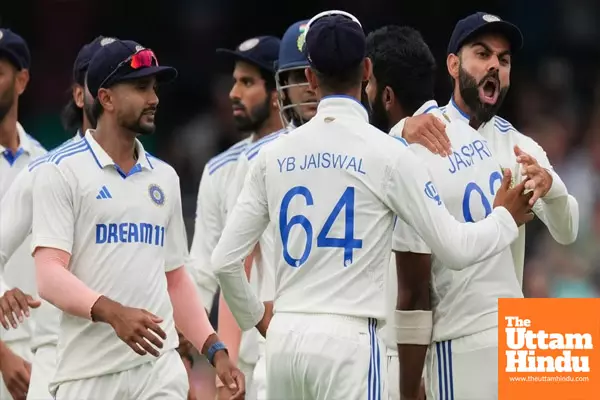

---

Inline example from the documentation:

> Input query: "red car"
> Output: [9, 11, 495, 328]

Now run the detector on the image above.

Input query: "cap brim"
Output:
[216, 48, 274, 72]
[111, 66, 178, 86]
[462, 21, 523, 53]
[278, 61, 310, 72]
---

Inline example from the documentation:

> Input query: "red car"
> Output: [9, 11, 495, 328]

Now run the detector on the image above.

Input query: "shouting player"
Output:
[30, 39, 244, 399]
[400, 12, 579, 286]
[366, 25, 526, 400]
[212, 10, 534, 399]
[187, 35, 280, 400]
[0, 28, 46, 400]
[0, 35, 118, 400]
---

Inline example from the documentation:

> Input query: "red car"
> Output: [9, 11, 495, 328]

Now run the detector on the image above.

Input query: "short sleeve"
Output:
[31, 163, 75, 255]
[164, 175, 189, 272]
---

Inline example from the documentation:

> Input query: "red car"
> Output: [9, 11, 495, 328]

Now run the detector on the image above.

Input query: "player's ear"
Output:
[447, 53, 459, 81]
[14, 69, 30, 96]
[270, 89, 279, 110]
[73, 84, 85, 109]
[383, 86, 394, 112]
[305, 67, 318, 92]
[362, 57, 372, 83]
[97, 88, 114, 113]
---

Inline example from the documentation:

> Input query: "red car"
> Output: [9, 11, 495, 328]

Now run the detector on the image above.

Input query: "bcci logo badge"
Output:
[297, 24, 308, 52]
[148, 184, 165, 206]
[424, 181, 442, 205]
[100, 37, 116, 46]
[238, 38, 260, 52]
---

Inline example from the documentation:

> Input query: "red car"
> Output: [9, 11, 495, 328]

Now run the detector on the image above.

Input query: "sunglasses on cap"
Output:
[306, 10, 362, 30]
[99, 48, 159, 89]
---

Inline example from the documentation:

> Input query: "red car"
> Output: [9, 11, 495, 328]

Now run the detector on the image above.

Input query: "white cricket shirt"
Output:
[0, 123, 46, 343]
[186, 137, 261, 366]
[212, 96, 519, 330]
[0, 133, 82, 349]
[389, 101, 523, 345]
[442, 98, 579, 285]
[31, 130, 187, 385]
[188, 138, 251, 310]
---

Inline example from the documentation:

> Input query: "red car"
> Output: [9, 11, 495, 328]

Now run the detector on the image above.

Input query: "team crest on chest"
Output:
[148, 184, 165, 206]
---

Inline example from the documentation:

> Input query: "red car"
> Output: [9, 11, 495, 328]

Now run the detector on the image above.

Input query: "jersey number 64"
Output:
[279, 186, 363, 268]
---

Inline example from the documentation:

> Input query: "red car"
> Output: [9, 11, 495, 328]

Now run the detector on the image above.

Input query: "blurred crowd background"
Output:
[2, 0, 599, 397]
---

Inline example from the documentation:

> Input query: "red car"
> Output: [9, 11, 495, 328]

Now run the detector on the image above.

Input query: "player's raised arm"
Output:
[212, 151, 270, 333]
[385, 148, 531, 269]
[513, 139, 579, 245]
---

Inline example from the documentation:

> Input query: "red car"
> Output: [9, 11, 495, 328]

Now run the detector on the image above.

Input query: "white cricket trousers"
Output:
[386, 352, 399, 400]
[27, 344, 56, 399]
[0, 339, 33, 400]
[54, 349, 188, 400]
[266, 313, 385, 400]
[425, 327, 498, 400]
[250, 354, 267, 400]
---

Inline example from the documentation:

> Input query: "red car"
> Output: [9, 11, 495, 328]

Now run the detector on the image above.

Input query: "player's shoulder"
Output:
[27, 136, 88, 173]
[205, 137, 252, 176]
[244, 127, 288, 161]
[143, 152, 179, 179]
[492, 115, 521, 135]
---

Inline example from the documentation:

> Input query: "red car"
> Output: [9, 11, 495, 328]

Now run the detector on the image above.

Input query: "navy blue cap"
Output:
[276, 20, 310, 72]
[73, 36, 118, 85]
[216, 36, 280, 73]
[448, 12, 523, 55]
[86, 39, 178, 97]
[0, 29, 30, 70]
[306, 14, 365, 74]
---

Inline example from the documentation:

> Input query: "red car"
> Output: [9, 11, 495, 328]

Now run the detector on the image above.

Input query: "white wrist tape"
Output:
[394, 310, 433, 345]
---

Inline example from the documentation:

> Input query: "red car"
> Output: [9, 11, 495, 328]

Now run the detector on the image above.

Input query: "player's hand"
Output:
[514, 145, 553, 205]
[493, 168, 535, 226]
[255, 301, 273, 338]
[216, 386, 235, 400]
[213, 350, 245, 400]
[402, 114, 451, 157]
[0, 288, 41, 330]
[0, 344, 31, 400]
[91, 296, 166, 357]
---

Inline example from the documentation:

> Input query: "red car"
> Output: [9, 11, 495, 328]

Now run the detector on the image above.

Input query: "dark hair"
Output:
[60, 97, 83, 132]
[258, 67, 276, 92]
[313, 62, 364, 94]
[91, 96, 104, 122]
[366, 26, 436, 115]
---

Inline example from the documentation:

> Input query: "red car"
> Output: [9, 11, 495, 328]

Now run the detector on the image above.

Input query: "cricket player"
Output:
[0, 36, 118, 400]
[186, 36, 280, 399]
[218, 20, 317, 400]
[0, 28, 47, 400]
[30, 39, 244, 399]
[212, 11, 534, 400]
[398, 12, 579, 286]
[366, 25, 527, 400]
